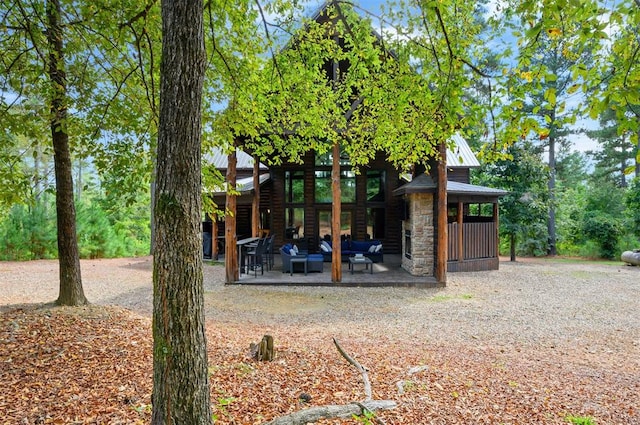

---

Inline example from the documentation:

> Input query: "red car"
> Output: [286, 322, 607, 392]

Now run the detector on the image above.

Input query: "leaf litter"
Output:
[1, 304, 638, 424]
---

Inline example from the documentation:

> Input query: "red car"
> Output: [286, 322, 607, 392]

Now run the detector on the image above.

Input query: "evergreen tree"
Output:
[477, 141, 548, 260]
[518, 31, 593, 255]
[587, 107, 639, 187]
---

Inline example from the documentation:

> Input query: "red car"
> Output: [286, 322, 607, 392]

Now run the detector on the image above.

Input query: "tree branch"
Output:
[119, 0, 158, 30]
[264, 401, 396, 425]
[205, 0, 239, 91]
[333, 337, 372, 401]
[255, 0, 285, 90]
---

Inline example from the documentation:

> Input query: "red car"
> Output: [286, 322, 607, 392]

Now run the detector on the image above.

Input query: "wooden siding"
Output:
[447, 167, 470, 184]
[448, 257, 499, 272]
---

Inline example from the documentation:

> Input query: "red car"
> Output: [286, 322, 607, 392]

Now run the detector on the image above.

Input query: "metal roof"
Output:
[203, 134, 478, 174]
[393, 173, 507, 197]
[210, 173, 271, 196]
[447, 134, 480, 168]
[393, 173, 436, 194]
[203, 147, 268, 170]
[447, 181, 508, 196]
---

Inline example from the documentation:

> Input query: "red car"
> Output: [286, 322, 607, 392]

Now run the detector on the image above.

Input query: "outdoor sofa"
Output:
[319, 239, 383, 263]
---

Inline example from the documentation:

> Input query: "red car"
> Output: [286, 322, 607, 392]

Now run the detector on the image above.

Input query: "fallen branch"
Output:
[264, 400, 396, 425]
[264, 338, 396, 425]
[333, 337, 372, 401]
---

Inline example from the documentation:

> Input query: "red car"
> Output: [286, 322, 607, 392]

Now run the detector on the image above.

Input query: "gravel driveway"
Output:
[2, 256, 638, 354]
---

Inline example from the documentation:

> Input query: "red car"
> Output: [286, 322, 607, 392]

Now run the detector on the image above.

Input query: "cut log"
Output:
[621, 250, 640, 266]
[264, 400, 397, 425]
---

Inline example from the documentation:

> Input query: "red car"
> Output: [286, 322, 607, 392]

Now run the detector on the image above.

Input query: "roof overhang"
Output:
[393, 173, 508, 201]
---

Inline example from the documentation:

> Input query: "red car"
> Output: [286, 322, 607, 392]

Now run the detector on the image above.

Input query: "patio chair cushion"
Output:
[319, 240, 332, 252]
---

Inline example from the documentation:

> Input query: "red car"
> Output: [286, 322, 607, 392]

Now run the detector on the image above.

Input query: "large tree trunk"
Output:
[152, 0, 211, 423]
[47, 0, 86, 307]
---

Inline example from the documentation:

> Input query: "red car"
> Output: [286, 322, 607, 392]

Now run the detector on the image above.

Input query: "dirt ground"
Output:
[3, 256, 638, 348]
[1, 256, 639, 424]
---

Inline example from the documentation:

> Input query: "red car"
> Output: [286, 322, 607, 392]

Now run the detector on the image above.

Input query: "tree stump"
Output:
[257, 335, 274, 361]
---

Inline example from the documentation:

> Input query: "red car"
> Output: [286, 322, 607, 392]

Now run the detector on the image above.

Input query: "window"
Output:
[366, 170, 385, 202]
[285, 171, 304, 203]
[366, 208, 386, 239]
[318, 210, 352, 239]
[366, 171, 386, 238]
[284, 171, 304, 239]
[285, 208, 304, 239]
[314, 170, 356, 203]
[315, 145, 351, 166]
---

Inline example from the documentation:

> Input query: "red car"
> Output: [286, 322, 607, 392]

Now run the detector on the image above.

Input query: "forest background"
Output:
[1, 0, 639, 263]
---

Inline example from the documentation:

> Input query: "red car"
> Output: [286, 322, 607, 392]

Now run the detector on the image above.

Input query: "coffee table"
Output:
[348, 256, 373, 274]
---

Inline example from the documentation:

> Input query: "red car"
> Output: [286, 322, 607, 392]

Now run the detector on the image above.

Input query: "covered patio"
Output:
[219, 254, 441, 288]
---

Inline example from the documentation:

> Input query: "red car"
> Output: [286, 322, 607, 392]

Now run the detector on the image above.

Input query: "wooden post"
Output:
[435, 141, 447, 285]
[225, 148, 238, 283]
[457, 201, 463, 264]
[331, 142, 342, 283]
[252, 156, 260, 237]
[494, 202, 501, 262]
[212, 218, 218, 260]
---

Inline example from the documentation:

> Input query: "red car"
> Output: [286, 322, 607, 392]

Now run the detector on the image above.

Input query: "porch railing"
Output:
[448, 222, 497, 261]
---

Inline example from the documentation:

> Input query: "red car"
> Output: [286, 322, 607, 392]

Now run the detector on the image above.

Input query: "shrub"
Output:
[582, 212, 622, 259]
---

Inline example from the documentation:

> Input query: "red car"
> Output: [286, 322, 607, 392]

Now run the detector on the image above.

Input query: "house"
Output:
[206, 135, 506, 277]
[207, 2, 506, 283]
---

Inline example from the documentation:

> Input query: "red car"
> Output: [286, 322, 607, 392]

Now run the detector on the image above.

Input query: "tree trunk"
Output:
[331, 142, 342, 283]
[225, 149, 238, 283]
[636, 126, 640, 179]
[435, 141, 447, 285]
[547, 124, 557, 256]
[510, 232, 516, 262]
[46, 0, 86, 307]
[152, 0, 211, 423]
